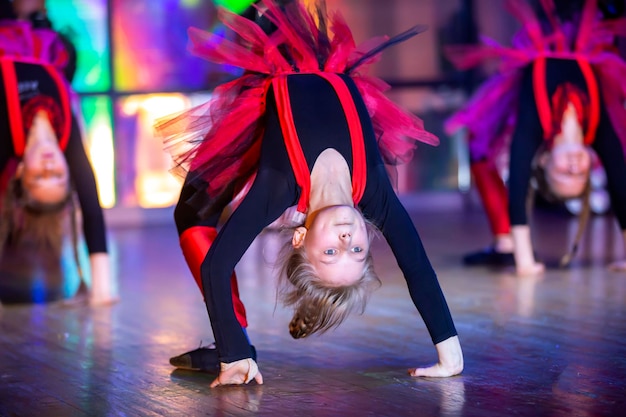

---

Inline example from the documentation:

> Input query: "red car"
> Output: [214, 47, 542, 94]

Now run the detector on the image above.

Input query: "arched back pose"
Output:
[445, 0, 626, 275]
[0, 14, 115, 305]
[157, 0, 463, 386]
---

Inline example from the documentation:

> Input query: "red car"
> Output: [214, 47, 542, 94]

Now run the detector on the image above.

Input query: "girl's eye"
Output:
[352, 247, 363, 253]
[324, 249, 337, 255]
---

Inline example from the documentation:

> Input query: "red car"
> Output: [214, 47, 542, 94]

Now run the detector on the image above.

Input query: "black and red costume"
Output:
[0, 23, 107, 256]
[158, 0, 457, 363]
[445, 0, 626, 253]
[509, 58, 626, 230]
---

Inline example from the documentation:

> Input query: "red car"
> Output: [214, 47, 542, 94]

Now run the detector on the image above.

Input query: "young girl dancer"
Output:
[158, 0, 463, 386]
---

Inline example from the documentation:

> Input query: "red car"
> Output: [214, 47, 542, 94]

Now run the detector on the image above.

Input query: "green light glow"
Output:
[46, 0, 110, 93]
[214, 0, 256, 13]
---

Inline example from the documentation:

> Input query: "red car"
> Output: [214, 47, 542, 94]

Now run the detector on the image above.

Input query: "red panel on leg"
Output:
[179, 226, 248, 328]
[471, 160, 511, 236]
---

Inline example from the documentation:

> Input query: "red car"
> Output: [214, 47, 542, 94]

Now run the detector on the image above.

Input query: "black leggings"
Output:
[173, 177, 223, 235]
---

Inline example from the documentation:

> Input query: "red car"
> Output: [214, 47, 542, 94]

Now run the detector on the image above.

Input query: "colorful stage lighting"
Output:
[214, 0, 256, 14]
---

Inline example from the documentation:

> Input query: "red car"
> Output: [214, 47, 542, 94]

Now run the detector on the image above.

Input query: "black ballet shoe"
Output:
[169, 343, 257, 372]
[463, 246, 515, 267]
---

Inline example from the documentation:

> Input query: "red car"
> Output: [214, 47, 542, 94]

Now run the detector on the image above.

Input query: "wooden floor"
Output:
[1, 192, 625, 417]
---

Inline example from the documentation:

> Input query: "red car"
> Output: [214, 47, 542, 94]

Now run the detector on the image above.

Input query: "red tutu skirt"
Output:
[444, 0, 626, 163]
[155, 0, 439, 211]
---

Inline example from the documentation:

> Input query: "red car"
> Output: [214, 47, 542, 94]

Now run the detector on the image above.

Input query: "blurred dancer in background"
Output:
[445, 0, 626, 274]
[0, 0, 116, 305]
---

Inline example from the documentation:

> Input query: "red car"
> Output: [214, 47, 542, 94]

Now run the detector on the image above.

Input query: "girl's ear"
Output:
[292, 226, 307, 248]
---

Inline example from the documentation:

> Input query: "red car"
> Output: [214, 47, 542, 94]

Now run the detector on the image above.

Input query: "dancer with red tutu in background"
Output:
[445, 0, 626, 274]
[0, 0, 115, 305]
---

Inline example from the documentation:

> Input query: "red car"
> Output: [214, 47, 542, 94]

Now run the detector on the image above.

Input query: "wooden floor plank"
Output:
[1, 194, 625, 417]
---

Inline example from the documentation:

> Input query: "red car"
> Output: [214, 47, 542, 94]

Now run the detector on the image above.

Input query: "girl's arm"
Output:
[360, 164, 462, 377]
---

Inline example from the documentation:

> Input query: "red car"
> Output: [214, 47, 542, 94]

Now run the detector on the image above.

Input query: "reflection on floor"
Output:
[1, 192, 624, 417]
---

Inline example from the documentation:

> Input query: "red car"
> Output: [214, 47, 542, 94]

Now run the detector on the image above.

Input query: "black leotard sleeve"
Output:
[201, 77, 302, 362]
[359, 163, 458, 344]
[0, 133, 11, 174]
[344, 73, 457, 345]
[0, 75, 14, 176]
[590, 100, 626, 230]
[64, 116, 108, 254]
[202, 167, 298, 363]
[507, 63, 544, 226]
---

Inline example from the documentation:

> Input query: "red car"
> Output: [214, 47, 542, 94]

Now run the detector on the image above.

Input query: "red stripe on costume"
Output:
[533, 56, 600, 144]
[316, 73, 367, 206]
[32, 35, 42, 62]
[1, 58, 25, 157]
[532, 56, 552, 139]
[470, 160, 510, 235]
[576, 57, 600, 145]
[272, 76, 311, 213]
[272, 74, 368, 213]
[179, 226, 248, 328]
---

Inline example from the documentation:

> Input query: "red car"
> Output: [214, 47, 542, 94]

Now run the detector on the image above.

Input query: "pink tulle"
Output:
[445, 0, 626, 162]
[445, 70, 521, 161]
[156, 0, 437, 205]
[0, 20, 69, 73]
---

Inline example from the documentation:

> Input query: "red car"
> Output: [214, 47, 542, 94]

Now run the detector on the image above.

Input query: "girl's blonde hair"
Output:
[277, 219, 381, 338]
[0, 175, 75, 263]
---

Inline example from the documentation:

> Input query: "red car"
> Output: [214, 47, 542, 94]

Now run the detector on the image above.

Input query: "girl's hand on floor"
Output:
[409, 336, 464, 378]
[608, 260, 626, 272]
[516, 262, 545, 277]
[210, 358, 263, 387]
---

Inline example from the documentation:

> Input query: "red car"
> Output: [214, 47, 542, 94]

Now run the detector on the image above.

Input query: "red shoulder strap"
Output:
[0, 57, 72, 156]
[533, 57, 552, 139]
[1, 57, 25, 157]
[575, 57, 599, 145]
[272, 76, 311, 213]
[532, 56, 600, 144]
[315, 73, 367, 206]
[271, 74, 367, 213]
